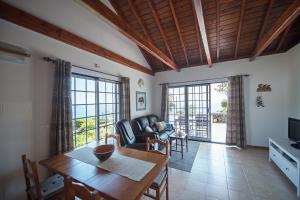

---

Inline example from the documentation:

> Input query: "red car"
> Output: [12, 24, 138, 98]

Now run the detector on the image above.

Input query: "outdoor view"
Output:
[72, 76, 120, 148]
[211, 82, 228, 143]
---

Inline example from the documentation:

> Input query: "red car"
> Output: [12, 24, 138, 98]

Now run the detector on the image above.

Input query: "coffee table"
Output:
[169, 132, 188, 159]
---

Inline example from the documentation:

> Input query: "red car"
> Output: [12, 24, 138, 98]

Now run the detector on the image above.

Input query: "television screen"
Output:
[288, 118, 300, 142]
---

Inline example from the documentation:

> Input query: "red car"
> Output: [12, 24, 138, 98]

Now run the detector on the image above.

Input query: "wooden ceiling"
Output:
[109, 0, 300, 73]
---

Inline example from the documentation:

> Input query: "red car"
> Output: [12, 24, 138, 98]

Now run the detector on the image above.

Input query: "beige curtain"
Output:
[226, 75, 246, 148]
[50, 59, 73, 155]
[161, 83, 169, 121]
[120, 77, 131, 121]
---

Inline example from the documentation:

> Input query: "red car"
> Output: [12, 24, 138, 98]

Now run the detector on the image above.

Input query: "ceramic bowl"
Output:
[93, 144, 115, 162]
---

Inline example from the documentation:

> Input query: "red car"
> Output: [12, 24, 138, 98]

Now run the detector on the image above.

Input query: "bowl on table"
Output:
[93, 144, 115, 162]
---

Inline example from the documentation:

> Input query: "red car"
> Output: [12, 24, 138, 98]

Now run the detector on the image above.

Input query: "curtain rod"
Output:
[159, 74, 250, 85]
[43, 57, 122, 79]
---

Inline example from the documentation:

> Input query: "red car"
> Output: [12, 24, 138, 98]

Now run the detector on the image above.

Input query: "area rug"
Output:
[169, 140, 200, 172]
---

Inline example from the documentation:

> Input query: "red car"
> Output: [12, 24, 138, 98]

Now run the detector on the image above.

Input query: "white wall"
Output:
[153, 47, 300, 147]
[0, 17, 153, 200]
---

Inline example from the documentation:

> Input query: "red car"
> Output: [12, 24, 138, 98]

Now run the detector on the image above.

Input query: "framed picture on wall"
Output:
[136, 91, 146, 111]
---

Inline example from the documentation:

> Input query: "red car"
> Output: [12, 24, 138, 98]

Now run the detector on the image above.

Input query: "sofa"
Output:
[131, 114, 175, 142]
[115, 119, 155, 151]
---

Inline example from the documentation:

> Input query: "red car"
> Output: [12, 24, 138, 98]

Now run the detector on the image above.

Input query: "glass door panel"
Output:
[168, 87, 186, 133]
[187, 84, 210, 141]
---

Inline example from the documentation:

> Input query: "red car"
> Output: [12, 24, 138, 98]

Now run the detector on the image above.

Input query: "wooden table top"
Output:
[39, 146, 168, 200]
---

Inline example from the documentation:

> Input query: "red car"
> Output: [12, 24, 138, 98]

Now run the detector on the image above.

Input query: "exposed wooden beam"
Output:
[79, 0, 177, 70]
[126, 0, 165, 71]
[147, 0, 175, 62]
[0, 1, 154, 75]
[275, 23, 293, 52]
[234, 0, 246, 58]
[257, 0, 274, 41]
[192, 3, 203, 64]
[216, 0, 220, 61]
[192, 0, 212, 66]
[169, 0, 189, 66]
[251, 0, 300, 61]
[109, 0, 156, 71]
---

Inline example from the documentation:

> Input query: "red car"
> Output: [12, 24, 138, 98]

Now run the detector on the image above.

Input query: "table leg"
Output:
[186, 136, 188, 152]
[169, 139, 172, 156]
[176, 138, 178, 150]
[181, 139, 183, 159]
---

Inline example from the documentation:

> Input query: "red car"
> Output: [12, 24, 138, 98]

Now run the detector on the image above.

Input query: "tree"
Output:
[214, 82, 228, 95]
[220, 99, 228, 113]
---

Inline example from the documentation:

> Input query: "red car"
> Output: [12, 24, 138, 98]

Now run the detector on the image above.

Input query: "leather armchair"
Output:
[115, 120, 154, 151]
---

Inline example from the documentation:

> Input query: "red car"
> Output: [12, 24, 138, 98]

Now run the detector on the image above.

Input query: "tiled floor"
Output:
[143, 142, 297, 200]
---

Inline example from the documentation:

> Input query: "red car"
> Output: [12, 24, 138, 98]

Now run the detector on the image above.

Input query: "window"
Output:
[98, 80, 120, 143]
[72, 74, 120, 148]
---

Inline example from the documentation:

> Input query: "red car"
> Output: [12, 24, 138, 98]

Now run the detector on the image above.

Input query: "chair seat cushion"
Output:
[30, 174, 64, 199]
[164, 130, 175, 136]
[152, 168, 167, 188]
[158, 132, 169, 141]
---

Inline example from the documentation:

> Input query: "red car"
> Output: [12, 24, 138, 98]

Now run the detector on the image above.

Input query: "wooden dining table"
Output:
[39, 145, 169, 200]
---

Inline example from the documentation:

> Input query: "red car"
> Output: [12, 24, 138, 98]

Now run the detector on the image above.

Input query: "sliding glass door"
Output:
[168, 84, 211, 141]
[187, 84, 210, 141]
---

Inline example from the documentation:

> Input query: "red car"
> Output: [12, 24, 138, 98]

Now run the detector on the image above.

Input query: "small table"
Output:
[169, 132, 188, 159]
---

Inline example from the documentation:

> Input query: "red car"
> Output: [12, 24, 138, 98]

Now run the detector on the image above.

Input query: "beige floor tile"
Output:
[228, 189, 254, 200]
[141, 142, 297, 200]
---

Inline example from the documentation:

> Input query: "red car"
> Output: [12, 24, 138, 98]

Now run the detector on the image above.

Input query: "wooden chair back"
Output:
[21, 154, 42, 199]
[106, 133, 121, 147]
[64, 177, 100, 200]
[146, 138, 169, 156]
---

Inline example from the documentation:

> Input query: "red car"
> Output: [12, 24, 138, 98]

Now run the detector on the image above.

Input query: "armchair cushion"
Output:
[148, 115, 159, 127]
[145, 126, 154, 133]
[137, 117, 150, 131]
[155, 121, 167, 132]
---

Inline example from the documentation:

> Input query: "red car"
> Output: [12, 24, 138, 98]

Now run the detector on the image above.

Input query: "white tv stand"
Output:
[269, 137, 300, 197]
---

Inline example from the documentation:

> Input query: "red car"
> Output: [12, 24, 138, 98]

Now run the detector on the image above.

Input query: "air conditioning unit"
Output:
[0, 41, 30, 63]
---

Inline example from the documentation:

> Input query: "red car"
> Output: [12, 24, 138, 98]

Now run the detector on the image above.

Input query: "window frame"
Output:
[72, 73, 120, 148]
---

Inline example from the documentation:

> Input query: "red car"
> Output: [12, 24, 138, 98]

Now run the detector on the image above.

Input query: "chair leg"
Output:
[166, 177, 169, 200]
[156, 188, 160, 200]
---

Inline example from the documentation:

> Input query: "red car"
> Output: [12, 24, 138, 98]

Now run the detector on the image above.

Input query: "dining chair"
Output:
[113, 134, 121, 147]
[145, 138, 169, 200]
[21, 154, 64, 200]
[64, 177, 102, 200]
